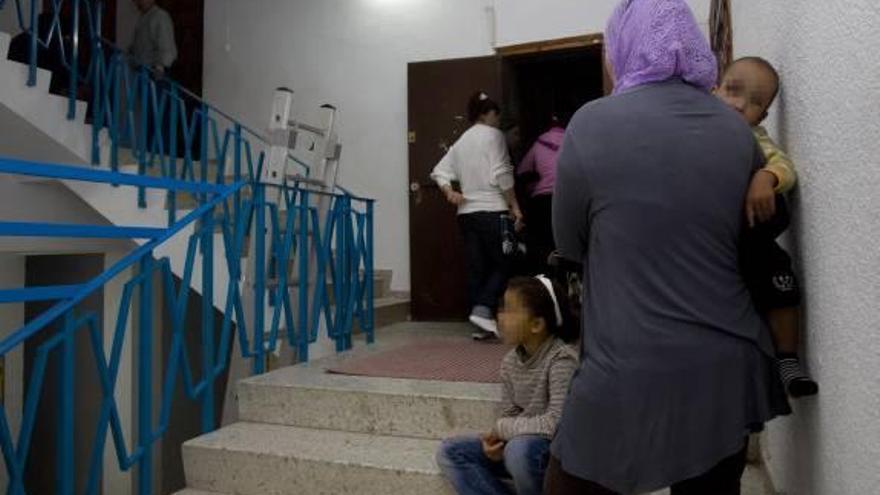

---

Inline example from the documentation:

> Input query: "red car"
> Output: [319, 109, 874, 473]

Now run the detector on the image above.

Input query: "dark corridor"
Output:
[502, 46, 606, 162]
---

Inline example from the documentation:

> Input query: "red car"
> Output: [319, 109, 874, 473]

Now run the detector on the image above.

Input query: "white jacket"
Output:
[431, 124, 514, 215]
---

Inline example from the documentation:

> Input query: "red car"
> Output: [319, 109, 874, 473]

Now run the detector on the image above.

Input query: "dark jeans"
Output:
[739, 195, 801, 311]
[525, 194, 555, 275]
[544, 442, 748, 495]
[458, 211, 511, 314]
[437, 435, 550, 495]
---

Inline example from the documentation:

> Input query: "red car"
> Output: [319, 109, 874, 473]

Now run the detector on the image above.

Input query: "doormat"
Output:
[327, 339, 512, 383]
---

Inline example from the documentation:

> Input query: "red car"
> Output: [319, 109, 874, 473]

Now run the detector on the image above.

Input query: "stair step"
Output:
[238, 360, 499, 439]
[0, 31, 10, 56]
[183, 422, 453, 495]
[353, 293, 410, 332]
[269, 274, 396, 301]
[114, 151, 236, 176]
[375, 269, 392, 298]
[115, 161, 248, 212]
[1, 55, 54, 93]
[170, 189, 251, 211]
[188, 414, 774, 495]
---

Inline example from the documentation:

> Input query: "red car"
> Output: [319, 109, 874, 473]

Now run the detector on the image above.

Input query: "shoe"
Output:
[469, 314, 498, 335]
[778, 356, 819, 398]
[788, 377, 819, 398]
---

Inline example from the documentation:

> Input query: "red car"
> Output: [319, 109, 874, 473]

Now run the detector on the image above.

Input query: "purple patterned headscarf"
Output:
[605, 0, 717, 95]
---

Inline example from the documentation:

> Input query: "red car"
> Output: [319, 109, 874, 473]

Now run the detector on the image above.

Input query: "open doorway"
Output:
[500, 40, 606, 277]
[407, 36, 607, 321]
[501, 44, 606, 164]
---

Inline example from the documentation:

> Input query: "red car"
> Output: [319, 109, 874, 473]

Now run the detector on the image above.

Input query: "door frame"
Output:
[496, 33, 612, 95]
[495, 33, 604, 56]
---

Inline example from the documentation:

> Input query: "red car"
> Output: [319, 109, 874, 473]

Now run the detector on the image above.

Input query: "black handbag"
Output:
[500, 214, 527, 260]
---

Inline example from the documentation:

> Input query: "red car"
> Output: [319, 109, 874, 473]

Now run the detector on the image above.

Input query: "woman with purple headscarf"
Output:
[545, 1, 789, 494]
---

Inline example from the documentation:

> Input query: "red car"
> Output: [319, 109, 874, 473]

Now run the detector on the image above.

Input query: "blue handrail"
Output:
[0, 285, 83, 303]
[0, 156, 375, 494]
[0, 158, 245, 495]
[0, 157, 229, 193]
[1, 0, 377, 492]
[0, 222, 165, 239]
[0, 160, 244, 355]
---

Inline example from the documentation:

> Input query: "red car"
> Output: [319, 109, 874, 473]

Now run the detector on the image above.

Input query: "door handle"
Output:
[411, 181, 424, 205]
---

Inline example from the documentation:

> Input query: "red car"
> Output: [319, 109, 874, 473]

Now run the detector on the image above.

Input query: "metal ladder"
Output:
[222, 88, 344, 425]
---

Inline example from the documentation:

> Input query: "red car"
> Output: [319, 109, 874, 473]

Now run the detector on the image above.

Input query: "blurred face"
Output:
[715, 61, 777, 127]
[497, 289, 541, 346]
[479, 110, 501, 129]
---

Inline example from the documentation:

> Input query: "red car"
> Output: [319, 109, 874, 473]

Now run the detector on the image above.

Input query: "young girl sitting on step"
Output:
[436, 276, 579, 495]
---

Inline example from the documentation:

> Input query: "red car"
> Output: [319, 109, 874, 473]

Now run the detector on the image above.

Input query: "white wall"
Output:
[0, 103, 133, 254]
[494, 0, 709, 45]
[203, 0, 495, 291]
[0, 102, 85, 165]
[202, 0, 714, 291]
[0, 1, 25, 35]
[0, 176, 131, 254]
[732, 1, 880, 494]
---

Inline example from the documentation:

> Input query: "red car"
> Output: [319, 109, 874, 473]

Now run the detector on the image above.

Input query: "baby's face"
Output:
[715, 61, 777, 127]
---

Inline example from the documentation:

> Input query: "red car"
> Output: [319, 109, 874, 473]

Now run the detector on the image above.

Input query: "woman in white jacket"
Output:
[431, 91, 524, 340]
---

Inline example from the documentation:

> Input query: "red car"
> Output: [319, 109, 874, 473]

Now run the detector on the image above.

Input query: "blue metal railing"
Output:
[7, 0, 307, 221]
[0, 158, 244, 495]
[0, 156, 374, 494]
[1, 0, 377, 492]
[3, 0, 376, 355]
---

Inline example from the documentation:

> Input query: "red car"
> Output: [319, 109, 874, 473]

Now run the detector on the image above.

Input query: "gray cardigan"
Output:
[495, 337, 578, 440]
[550, 80, 790, 494]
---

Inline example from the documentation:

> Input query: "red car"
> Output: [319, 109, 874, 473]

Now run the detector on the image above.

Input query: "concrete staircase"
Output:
[179, 323, 497, 495]
[175, 323, 776, 495]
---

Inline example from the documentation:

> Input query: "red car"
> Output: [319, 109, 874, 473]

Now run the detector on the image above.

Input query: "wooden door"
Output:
[407, 56, 500, 321]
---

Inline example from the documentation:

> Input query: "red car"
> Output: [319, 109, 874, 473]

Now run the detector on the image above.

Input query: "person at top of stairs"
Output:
[436, 276, 579, 495]
[130, 0, 177, 75]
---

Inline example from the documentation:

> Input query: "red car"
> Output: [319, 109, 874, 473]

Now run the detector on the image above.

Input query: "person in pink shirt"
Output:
[517, 114, 568, 274]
